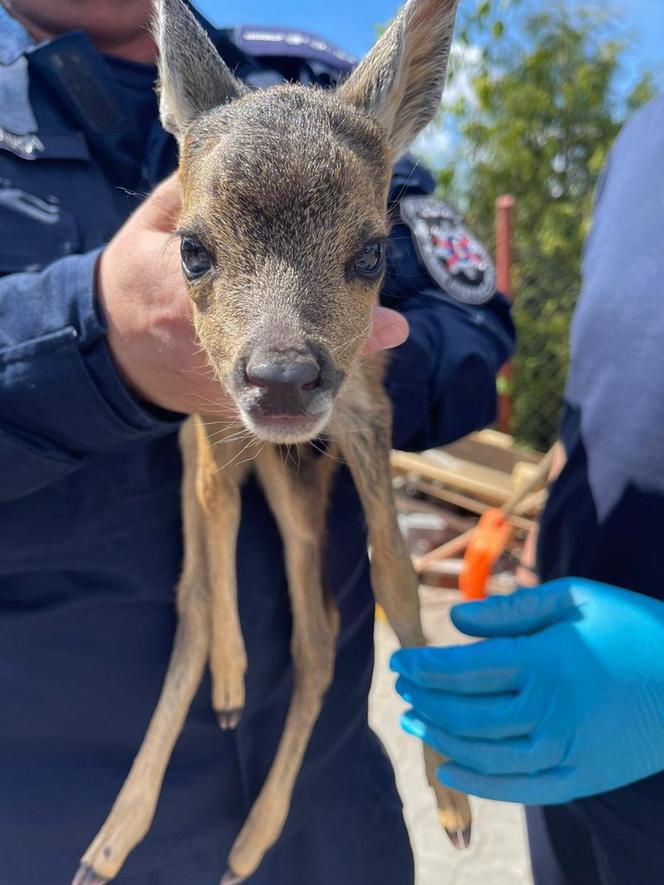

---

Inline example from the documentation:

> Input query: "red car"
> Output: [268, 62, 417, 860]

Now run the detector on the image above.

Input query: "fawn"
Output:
[74, 0, 471, 882]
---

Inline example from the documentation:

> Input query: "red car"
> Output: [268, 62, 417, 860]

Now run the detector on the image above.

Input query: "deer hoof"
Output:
[216, 708, 243, 730]
[446, 824, 472, 850]
[220, 868, 245, 884]
[72, 864, 109, 885]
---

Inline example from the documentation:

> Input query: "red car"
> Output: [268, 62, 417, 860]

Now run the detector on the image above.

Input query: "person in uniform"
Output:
[392, 95, 664, 884]
[0, 2, 515, 883]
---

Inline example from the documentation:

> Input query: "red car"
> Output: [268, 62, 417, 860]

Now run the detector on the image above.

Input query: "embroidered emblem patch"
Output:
[0, 126, 43, 160]
[400, 195, 496, 305]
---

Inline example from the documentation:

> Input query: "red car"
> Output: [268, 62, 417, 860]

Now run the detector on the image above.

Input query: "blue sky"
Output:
[197, 0, 663, 90]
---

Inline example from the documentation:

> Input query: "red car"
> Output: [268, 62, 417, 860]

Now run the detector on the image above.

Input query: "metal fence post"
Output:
[495, 195, 515, 435]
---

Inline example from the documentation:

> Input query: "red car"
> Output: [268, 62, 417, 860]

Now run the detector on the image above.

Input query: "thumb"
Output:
[362, 306, 409, 356]
[139, 173, 183, 232]
[451, 582, 578, 639]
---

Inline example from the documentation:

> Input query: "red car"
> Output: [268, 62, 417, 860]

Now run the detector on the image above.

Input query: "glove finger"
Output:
[395, 677, 538, 739]
[437, 761, 574, 805]
[451, 583, 578, 639]
[401, 710, 557, 776]
[390, 638, 524, 694]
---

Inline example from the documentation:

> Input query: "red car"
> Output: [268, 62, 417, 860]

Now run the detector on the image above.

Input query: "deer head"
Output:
[153, 0, 459, 443]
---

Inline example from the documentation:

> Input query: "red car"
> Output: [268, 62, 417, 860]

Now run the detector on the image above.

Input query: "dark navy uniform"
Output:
[532, 95, 664, 885]
[0, 9, 514, 885]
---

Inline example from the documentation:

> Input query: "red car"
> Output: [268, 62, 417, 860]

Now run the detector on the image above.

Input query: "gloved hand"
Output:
[390, 578, 664, 804]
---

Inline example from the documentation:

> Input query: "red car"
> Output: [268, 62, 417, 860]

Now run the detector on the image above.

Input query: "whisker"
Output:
[202, 420, 245, 430]
[388, 158, 422, 208]
[186, 393, 237, 412]
[330, 320, 374, 355]
[234, 443, 266, 470]
[117, 186, 150, 201]
[209, 429, 251, 445]
[209, 429, 253, 446]
[205, 419, 251, 438]
[214, 437, 257, 473]
[309, 439, 345, 465]
[279, 444, 287, 480]
[205, 418, 246, 432]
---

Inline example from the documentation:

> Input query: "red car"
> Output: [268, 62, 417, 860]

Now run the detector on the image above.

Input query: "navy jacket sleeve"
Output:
[382, 156, 515, 451]
[386, 290, 515, 451]
[0, 250, 178, 503]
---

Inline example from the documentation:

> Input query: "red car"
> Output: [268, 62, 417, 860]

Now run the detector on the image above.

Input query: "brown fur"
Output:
[73, 1, 470, 883]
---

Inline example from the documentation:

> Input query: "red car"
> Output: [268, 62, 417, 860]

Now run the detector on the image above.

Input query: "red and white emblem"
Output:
[400, 196, 495, 305]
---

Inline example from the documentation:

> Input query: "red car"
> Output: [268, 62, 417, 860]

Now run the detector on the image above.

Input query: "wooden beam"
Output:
[391, 450, 512, 506]
[414, 528, 475, 573]
[399, 477, 536, 534]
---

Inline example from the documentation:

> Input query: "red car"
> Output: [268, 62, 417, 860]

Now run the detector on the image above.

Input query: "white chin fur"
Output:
[239, 409, 332, 444]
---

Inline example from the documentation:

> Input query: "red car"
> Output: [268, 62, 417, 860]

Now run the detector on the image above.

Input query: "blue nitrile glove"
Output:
[390, 578, 664, 805]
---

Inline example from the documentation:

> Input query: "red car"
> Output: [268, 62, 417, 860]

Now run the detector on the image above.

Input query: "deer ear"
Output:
[338, 0, 459, 158]
[152, 0, 248, 140]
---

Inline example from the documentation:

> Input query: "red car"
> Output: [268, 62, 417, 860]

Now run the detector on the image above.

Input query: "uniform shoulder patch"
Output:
[400, 195, 496, 305]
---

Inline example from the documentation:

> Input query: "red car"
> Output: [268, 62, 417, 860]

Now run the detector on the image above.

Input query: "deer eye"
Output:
[180, 235, 211, 279]
[354, 240, 385, 278]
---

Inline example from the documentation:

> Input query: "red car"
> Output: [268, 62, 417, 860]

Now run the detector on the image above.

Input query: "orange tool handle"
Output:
[459, 509, 511, 601]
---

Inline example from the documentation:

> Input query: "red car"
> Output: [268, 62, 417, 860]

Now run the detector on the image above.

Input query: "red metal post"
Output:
[495, 195, 515, 435]
[496, 195, 515, 298]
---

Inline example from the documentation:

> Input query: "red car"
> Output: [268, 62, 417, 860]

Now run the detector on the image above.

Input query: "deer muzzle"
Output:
[232, 340, 342, 443]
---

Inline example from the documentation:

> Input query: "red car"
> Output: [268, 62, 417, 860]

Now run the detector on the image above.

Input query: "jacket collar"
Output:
[0, 6, 33, 64]
[0, 8, 37, 138]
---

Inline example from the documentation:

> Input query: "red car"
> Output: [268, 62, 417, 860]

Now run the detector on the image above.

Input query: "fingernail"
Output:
[400, 712, 423, 738]
[394, 677, 412, 703]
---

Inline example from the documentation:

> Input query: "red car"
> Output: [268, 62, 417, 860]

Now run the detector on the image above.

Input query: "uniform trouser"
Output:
[116, 730, 414, 885]
[526, 773, 664, 885]
[118, 798, 413, 885]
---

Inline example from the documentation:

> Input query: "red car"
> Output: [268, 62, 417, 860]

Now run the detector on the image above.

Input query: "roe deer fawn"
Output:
[74, 0, 471, 882]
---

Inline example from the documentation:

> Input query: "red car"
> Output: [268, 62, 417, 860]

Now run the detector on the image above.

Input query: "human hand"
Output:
[97, 175, 409, 415]
[391, 578, 664, 804]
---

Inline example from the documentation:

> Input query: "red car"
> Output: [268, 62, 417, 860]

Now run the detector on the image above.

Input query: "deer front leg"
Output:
[336, 382, 472, 848]
[221, 446, 340, 884]
[195, 416, 251, 730]
[73, 420, 210, 885]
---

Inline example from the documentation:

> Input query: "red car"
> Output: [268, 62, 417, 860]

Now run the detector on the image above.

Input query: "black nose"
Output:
[237, 341, 341, 420]
[245, 355, 320, 391]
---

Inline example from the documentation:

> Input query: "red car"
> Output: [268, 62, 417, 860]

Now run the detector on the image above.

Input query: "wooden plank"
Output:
[444, 437, 539, 475]
[392, 450, 513, 506]
[414, 528, 475, 573]
[514, 488, 548, 517]
[475, 429, 515, 449]
[444, 430, 540, 474]
[474, 428, 541, 460]
[393, 491, 474, 534]
[401, 477, 536, 534]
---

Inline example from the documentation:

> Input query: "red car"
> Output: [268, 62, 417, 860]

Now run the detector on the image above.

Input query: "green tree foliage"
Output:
[439, 1, 654, 449]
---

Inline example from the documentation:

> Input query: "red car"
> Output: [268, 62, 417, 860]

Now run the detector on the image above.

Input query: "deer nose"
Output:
[245, 355, 321, 391]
